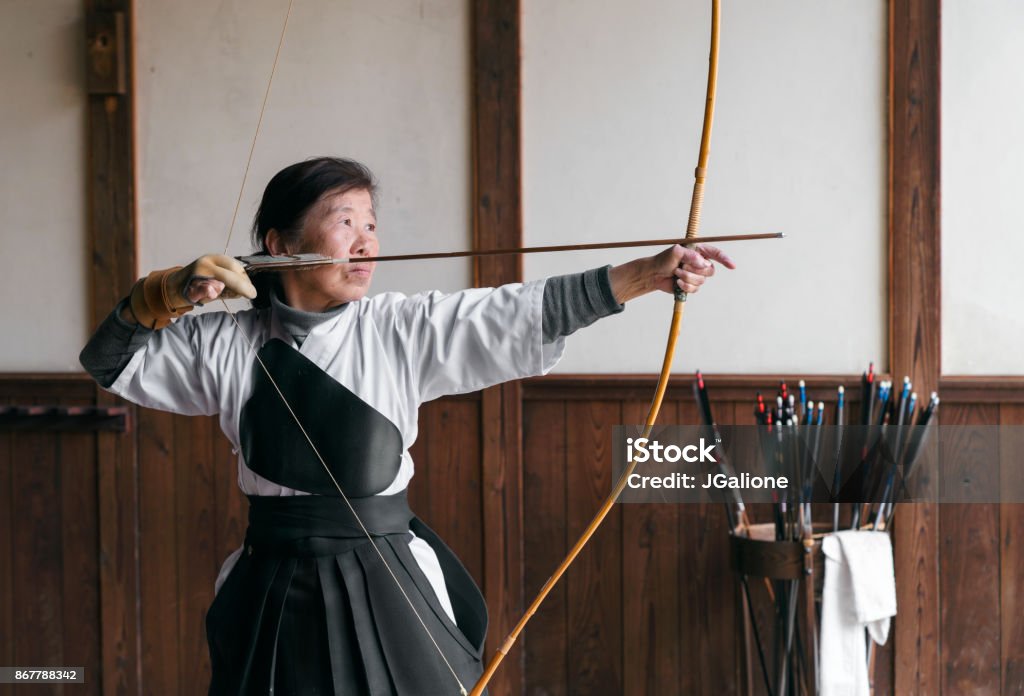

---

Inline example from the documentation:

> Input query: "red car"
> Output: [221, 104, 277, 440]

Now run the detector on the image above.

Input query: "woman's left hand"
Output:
[663, 243, 736, 295]
[609, 243, 736, 303]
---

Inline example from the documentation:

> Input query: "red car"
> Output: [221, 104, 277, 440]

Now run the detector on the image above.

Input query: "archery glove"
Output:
[128, 254, 257, 329]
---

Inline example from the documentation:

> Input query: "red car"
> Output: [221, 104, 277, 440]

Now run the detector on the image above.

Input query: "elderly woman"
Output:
[80, 157, 734, 695]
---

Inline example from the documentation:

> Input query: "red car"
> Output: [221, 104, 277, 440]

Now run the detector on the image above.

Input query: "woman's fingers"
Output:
[682, 258, 716, 277]
[177, 255, 258, 305]
[207, 262, 258, 300]
[185, 278, 227, 304]
[663, 242, 738, 295]
[690, 243, 736, 269]
[674, 267, 707, 294]
[208, 254, 248, 275]
[623, 242, 737, 298]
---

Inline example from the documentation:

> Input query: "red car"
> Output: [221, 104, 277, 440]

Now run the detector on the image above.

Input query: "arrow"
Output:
[238, 232, 784, 273]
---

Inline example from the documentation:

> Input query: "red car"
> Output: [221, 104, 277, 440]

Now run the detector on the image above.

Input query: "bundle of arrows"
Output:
[693, 366, 940, 696]
[739, 364, 940, 537]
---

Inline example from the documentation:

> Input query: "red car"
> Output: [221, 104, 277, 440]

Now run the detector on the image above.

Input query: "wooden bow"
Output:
[467, 2, 722, 693]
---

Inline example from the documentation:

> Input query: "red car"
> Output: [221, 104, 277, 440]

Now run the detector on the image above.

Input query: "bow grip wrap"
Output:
[675, 177, 708, 301]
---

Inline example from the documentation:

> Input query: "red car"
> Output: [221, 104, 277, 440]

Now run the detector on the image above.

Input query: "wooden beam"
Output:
[939, 376, 1024, 404]
[86, 0, 137, 322]
[86, 10, 127, 95]
[523, 374, 865, 403]
[84, 1, 141, 694]
[472, 2, 524, 694]
[472, 0, 522, 291]
[888, 0, 941, 693]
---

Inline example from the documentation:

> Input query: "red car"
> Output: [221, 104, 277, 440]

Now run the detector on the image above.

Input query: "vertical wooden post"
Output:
[888, 0, 941, 693]
[85, 1, 141, 694]
[472, 1, 524, 694]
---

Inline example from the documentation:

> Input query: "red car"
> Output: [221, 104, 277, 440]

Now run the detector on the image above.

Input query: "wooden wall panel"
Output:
[680, 399, 742, 696]
[939, 405, 1001, 696]
[0, 378, 102, 696]
[622, 400, 681, 696]
[1000, 405, 1024, 694]
[4, 372, 1024, 695]
[933, 398, 1024, 696]
[407, 396, 484, 583]
[212, 432, 247, 571]
[565, 400, 623, 695]
[12, 427, 66, 677]
[521, 385, 764, 696]
[516, 376, 1024, 696]
[60, 428, 102, 693]
[173, 414, 218, 693]
[680, 490, 741, 696]
[136, 410, 249, 695]
[523, 400, 568, 696]
[137, 409, 180, 694]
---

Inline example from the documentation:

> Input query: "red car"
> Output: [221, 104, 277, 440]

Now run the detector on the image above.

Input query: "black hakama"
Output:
[205, 340, 487, 695]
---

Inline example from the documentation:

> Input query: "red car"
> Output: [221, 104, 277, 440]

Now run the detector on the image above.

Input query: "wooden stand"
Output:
[731, 522, 826, 696]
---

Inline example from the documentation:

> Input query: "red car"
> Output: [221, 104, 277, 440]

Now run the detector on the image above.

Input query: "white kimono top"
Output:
[108, 280, 565, 622]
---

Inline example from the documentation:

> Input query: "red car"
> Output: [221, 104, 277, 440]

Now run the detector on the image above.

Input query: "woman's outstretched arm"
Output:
[608, 243, 735, 303]
[541, 243, 736, 343]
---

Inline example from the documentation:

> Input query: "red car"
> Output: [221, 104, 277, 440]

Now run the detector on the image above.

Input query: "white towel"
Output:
[820, 530, 897, 696]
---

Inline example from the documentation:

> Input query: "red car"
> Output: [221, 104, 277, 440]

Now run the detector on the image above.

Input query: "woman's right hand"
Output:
[173, 255, 257, 305]
[127, 254, 257, 328]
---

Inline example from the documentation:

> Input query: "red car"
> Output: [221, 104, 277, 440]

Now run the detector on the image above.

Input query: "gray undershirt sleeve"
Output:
[542, 265, 624, 344]
[79, 298, 155, 388]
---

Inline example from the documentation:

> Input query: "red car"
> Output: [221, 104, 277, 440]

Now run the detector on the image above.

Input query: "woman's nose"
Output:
[351, 230, 376, 257]
[346, 233, 370, 257]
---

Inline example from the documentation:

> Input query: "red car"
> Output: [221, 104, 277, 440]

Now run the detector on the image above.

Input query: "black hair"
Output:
[249, 157, 378, 307]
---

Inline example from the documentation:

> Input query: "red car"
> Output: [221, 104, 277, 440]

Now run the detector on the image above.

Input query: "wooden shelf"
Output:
[0, 404, 130, 432]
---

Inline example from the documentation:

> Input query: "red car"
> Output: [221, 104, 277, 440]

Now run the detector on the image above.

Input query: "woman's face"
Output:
[276, 187, 379, 309]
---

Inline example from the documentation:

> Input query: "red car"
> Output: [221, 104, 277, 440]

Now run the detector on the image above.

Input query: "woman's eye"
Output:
[342, 218, 352, 227]
[366, 224, 376, 233]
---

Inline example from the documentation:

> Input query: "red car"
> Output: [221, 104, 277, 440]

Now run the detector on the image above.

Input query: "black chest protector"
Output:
[239, 339, 403, 497]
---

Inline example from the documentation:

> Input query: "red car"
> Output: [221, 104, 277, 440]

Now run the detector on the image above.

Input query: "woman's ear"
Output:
[265, 228, 287, 256]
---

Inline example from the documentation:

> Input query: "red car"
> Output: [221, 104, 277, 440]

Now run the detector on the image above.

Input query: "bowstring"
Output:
[222, 0, 293, 257]
[217, 2, 467, 692]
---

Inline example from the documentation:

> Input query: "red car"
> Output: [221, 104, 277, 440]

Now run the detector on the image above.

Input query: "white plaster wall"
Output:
[942, 0, 1024, 375]
[0, 0, 88, 371]
[0, 1, 893, 375]
[136, 0, 472, 304]
[523, 0, 887, 374]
